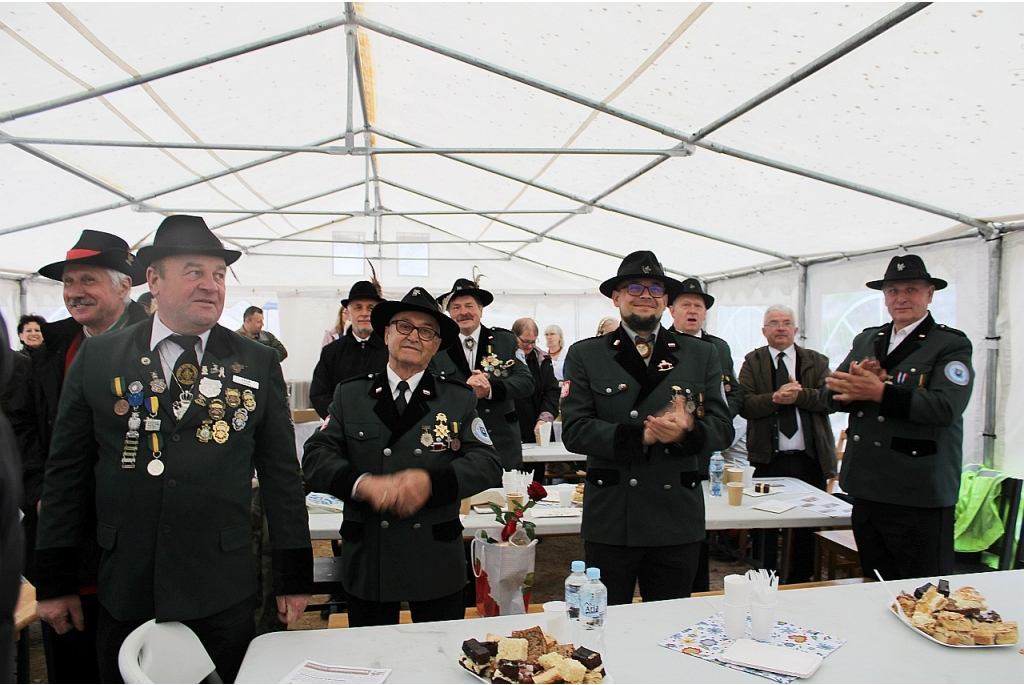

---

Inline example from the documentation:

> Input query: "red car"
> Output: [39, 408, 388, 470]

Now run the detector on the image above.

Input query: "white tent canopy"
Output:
[1, 3, 1021, 474]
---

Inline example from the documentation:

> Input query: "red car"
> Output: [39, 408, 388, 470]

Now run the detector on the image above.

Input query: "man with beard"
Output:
[309, 280, 388, 419]
[561, 251, 734, 604]
[431, 278, 534, 472]
[25, 230, 148, 683]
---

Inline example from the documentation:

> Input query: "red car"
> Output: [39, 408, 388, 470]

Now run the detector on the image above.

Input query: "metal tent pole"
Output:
[982, 235, 1002, 467]
[0, 15, 350, 124]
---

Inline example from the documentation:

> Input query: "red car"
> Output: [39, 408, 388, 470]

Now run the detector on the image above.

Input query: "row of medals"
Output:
[480, 350, 515, 378]
[114, 363, 256, 477]
[420, 412, 460, 452]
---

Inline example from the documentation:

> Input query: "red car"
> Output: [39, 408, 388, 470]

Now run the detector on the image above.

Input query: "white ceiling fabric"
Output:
[1, 1, 1021, 293]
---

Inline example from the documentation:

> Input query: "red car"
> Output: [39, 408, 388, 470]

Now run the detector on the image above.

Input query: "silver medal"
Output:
[144, 417, 162, 431]
[128, 414, 142, 431]
[147, 459, 165, 476]
[150, 378, 167, 394]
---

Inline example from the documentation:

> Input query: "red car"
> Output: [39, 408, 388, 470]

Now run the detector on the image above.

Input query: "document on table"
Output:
[750, 500, 797, 514]
[279, 661, 391, 684]
[794, 494, 853, 517]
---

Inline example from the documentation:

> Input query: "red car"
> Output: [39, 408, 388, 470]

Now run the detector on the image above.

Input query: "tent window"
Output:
[397, 233, 429, 277]
[333, 231, 365, 276]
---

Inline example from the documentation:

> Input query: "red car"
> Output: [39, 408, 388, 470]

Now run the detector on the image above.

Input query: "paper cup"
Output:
[741, 466, 756, 488]
[722, 602, 749, 640]
[725, 467, 743, 483]
[750, 601, 778, 641]
[538, 421, 552, 447]
[727, 481, 744, 506]
[506, 493, 525, 510]
[558, 486, 573, 507]
[723, 574, 751, 605]
[543, 601, 567, 640]
[553, 421, 563, 442]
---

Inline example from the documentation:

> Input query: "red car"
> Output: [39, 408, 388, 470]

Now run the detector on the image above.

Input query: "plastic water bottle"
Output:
[564, 560, 587, 622]
[709, 452, 725, 497]
[579, 567, 607, 651]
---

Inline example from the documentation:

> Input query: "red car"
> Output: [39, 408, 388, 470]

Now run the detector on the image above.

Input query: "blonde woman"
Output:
[596, 316, 619, 336]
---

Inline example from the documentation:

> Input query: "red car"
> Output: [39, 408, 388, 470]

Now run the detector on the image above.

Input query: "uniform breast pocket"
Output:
[891, 437, 937, 458]
[345, 423, 380, 441]
[591, 379, 629, 401]
[893, 364, 932, 387]
[586, 468, 620, 488]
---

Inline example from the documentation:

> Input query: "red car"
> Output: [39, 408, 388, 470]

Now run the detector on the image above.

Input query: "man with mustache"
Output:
[302, 287, 500, 626]
[309, 280, 388, 419]
[824, 255, 973, 580]
[34, 216, 313, 682]
[561, 251, 734, 604]
[431, 278, 534, 471]
[23, 230, 148, 683]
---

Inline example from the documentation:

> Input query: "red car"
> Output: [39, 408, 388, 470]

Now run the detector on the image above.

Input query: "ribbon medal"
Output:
[111, 377, 130, 416]
[143, 396, 161, 432]
[147, 433, 165, 476]
[450, 421, 461, 451]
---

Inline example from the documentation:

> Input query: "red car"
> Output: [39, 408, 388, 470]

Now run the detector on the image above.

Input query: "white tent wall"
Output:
[0, 277, 20, 344]
[996, 231, 1024, 479]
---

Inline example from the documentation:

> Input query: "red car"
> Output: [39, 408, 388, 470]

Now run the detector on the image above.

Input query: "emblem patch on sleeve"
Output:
[471, 417, 493, 445]
[944, 361, 970, 386]
[560, 380, 571, 399]
[516, 348, 527, 362]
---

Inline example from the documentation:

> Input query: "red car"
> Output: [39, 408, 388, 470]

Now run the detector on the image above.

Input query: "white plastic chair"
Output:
[118, 619, 222, 684]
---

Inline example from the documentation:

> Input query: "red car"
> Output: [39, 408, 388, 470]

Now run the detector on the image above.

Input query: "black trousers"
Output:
[584, 540, 701, 606]
[346, 589, 465, 627]
[852, 497, 955, 581]
[96, 597, 256, 684]
[41, 592, 101, 684]
[754, 450, 826, 584]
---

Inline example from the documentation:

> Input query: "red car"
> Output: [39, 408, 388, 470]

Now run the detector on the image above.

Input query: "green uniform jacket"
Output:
[825, 313, 974, 508]
[561, 326, 735, 547]
[430, 325, 534, 471]
[236, 328, 288, 362]
[35, 320, 314, 621]
[302, 371, 501, 603]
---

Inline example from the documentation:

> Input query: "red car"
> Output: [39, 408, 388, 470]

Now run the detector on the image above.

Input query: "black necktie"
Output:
[776, 352, 798, 439]
[169, 335, 201, 389]
[395, 380, 410, 415]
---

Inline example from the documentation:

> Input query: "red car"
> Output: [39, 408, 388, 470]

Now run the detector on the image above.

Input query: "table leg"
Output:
[17, 625, 30, 684]
[813, 536, 823, 582]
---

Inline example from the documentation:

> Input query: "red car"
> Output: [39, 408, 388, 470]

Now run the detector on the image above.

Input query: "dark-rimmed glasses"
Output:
[390, 319, 440, 341]
[622, 283, 666, 298]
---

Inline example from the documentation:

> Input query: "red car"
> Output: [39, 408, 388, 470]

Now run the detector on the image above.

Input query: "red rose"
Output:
[527, 481, 547, 501]
[513, 509, 524, 519]
[500, 520, 518, 542]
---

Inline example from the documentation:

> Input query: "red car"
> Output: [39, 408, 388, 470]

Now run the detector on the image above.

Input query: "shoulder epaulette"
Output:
[936, 324, 968, 338]
[436, 374, 471, 388]
[340, 373, 376, 385]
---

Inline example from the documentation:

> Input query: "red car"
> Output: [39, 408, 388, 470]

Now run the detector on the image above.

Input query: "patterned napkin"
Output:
[660, 613, 845, 683]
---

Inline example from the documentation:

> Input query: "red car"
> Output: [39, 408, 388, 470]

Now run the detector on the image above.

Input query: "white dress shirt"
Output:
[888, 313, 929, 354]
[150, 314, 211, 385]
[773, 344, 806, 452]
[460, 328, 481, 369]
[386, 365, 424, 404]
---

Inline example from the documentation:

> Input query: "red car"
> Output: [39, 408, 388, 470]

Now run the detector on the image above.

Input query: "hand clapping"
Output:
[355, 470, 432, 518]
[642, 394, 694, 446]
[467, 370, 491, 399]
[772, 375, 802, 405]
[825, 359, 886, 403]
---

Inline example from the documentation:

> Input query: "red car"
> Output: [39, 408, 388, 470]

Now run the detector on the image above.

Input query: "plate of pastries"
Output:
[459, 625, 607, 683]
[891, 579, 1018, 647]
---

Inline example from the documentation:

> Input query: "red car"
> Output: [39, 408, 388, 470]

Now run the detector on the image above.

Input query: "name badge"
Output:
[233, 375, 259, 389]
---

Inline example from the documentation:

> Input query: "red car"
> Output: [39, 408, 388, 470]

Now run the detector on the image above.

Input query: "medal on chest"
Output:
[635, 342, 651, 359]
[147, 432, 165, 476]
[480, 346, 515, 378]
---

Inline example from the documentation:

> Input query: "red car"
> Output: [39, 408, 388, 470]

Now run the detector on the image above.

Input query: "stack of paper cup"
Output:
[741, 466, 756, 488]
[722, 574, 750, 640]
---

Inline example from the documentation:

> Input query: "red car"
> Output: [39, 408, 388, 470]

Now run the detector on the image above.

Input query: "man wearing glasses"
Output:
[737, 305, 836, 583]
[432, 278, 534, 471]
[561, 251, 734, 604]
[302, 288, 500, 626]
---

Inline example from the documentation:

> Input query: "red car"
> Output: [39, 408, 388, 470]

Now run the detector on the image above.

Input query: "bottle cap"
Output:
[572, 560, 585, 573]
[586, 567, 601, 579]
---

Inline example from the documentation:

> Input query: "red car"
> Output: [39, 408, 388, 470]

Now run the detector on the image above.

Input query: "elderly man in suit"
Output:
[825, 255, 973, 580]
[430, 278, 534, 472]
[34, 215, 313, 683]
[561, 251, 734, 604]
[302, 287, 501, 626]
[738, 305, 836, 583]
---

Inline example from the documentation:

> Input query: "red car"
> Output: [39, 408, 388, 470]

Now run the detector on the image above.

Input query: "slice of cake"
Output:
[556, 657, 587, 684]
[496, 637, 529, 663]
[511, 626, 549, 660]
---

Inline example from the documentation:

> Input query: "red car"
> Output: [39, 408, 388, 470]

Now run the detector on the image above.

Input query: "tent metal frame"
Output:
[2, 2, 1014, 465]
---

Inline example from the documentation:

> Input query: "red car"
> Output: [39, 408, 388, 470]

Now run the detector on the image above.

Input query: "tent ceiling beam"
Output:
[371, 126, 786, 264]
[348, 3, 383, 236]
[205, 181, 366, 233]
[353, 12, 996, 241]
[243, 253, 509, 262]
[220, 237, 536, 245]
[0, 15, 350, 124]
[6, 136, 138, 204]
[0, 134, 697, 157]
[0, 134, 343, 237]
[691, 2, 930, 142]
[138, 207, 587, 217]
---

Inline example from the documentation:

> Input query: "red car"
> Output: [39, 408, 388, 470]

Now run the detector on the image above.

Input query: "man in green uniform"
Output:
[561, 251, 734, 605]
[236, 306, 288, 361]
[302, 287, 501, 626]
[825, 254, 973, 580]
[430, 278, 534, 472]
[34, 215, 313, 682]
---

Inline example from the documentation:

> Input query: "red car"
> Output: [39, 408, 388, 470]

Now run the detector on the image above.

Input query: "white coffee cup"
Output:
[750, 601, 778, 641]
[741, 466, 756, 488]
[558, 486, 573, 507]
[537, 421, 552, 447]
[543, 600, 567, 640]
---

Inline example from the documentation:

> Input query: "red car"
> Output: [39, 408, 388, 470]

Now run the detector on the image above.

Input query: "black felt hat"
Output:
[38, 230, 146, 285]
[437, 277, 494, 309]
[599, 250, 681, 298]
[670, 278, 715, 309]
[136, 215, 241, 268]
[866, 254, 947, 291]
[372, 287, 461, 349]
[342, 280, 384, 307]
